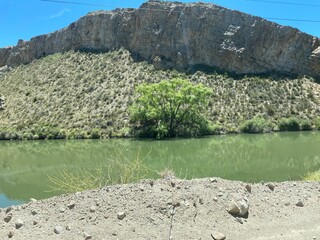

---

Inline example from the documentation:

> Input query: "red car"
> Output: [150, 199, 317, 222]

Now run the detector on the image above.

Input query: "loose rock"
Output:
[67, 201, 75, 209]
[266, 183, 275, 191]
[31, 209, 38, 215]
[296, 201, 304, 207]
[211, 231, 226, 240]
[245, 184, 252, 193]
[90, 206, 96, 213]
[209, 178, 218, 183]
[84, 232, 92, 239]
[15, 219, 24, 229]
[227, 198, 249, 218]
[4, 213, 13, 223]
[117, 212, 126, 220]
[5, 206, 13, 214]
[8, 231, 14, 238]
[54, 225, 64, 234]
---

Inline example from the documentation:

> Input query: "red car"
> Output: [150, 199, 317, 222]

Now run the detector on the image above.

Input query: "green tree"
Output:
[130, 78, 213, 139]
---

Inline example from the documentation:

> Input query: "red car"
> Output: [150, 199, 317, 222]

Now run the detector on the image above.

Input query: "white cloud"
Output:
[49, 8, 71, 19]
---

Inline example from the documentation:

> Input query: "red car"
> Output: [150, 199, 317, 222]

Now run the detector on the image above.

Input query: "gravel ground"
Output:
[1, 178, 320, 240]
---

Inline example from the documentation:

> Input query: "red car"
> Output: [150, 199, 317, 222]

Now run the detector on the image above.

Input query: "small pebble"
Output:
[30, 198, 37, 203]
[266, 183, 275, 191]
[31, 209, 38, 215]
[245, 184, 252, 193]
[211, 231, 226, 240]
[15, 219, 24, 229]
[296, 201, 304, 207]
[8, 231, 14, 238]
[117, 212, 126, 220]
[90, 206, 96, 213]
[6, 206, 13, 214]
[54, 225, 64, 234]
[59, 207, 66, 213]
[209, 178, 218, 183]
[67, 201, 75, 209]
[84, 232, 92, 239]
[4, 213, 13, 223]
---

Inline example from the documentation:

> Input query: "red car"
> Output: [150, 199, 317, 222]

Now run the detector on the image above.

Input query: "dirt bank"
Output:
[1, 178, 320, 240]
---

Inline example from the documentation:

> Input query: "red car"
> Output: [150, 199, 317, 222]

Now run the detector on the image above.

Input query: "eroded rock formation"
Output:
[0, 1, 319, 78]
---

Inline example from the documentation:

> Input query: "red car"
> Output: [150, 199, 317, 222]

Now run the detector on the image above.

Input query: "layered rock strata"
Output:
[0, 1, 319, 78]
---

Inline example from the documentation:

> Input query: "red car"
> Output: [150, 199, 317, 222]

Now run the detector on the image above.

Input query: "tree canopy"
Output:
[130, 78, 213, 139]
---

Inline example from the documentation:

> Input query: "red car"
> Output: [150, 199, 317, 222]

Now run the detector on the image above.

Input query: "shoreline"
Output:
[1, 177, 320, 239]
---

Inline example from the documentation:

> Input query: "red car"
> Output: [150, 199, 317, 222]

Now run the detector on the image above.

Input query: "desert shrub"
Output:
[204, 124, 226, 135]
[130, 78, 212, 139]
[89, 128, 101, 139]
[315, 118, 320, 130]
[300, 119, 312, 131]
[240, 117, 272, 133]
[278, 117, 300, 131]
[303, 170, 320, 181]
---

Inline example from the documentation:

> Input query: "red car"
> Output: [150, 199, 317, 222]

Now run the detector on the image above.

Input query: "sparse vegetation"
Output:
[48, 167, 105, 193]
[0, 49, 320, 139]
[303, 169, 320, 181]
[48, 148, 153, 193]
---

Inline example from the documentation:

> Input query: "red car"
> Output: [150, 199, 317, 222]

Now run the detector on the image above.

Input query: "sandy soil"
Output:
[1, 178, 320, 240]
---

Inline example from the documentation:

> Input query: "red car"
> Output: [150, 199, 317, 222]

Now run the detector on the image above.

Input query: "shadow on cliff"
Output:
[129, 50, 304, 81]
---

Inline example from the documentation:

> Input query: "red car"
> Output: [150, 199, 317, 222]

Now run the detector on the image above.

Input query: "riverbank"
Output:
[1, 178, 319, 239]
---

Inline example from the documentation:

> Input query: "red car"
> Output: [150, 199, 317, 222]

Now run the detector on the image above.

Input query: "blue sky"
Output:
[0, 0, 319, 48]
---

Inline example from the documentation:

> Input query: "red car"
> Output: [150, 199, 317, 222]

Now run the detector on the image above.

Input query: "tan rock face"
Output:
[0, 1, 319, 79]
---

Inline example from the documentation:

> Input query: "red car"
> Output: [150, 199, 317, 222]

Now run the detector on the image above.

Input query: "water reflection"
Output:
[1, 131, 320, 207]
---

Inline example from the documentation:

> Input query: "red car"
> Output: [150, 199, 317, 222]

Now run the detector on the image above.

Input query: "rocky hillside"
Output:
[0, 49, 320, 139]
[0, 1, 319, 79]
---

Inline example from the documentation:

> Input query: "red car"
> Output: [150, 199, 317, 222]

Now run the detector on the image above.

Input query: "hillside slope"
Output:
[0, 49, 320, 139]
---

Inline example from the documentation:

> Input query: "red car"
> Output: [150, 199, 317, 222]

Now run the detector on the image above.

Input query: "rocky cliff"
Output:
[1, 1, 320, 78]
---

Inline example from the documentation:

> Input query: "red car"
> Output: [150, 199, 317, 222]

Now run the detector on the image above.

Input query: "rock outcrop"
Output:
[0, 1, 320, 78]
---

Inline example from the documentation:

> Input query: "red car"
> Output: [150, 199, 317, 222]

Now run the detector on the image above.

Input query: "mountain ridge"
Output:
[0, 1, 319, 79]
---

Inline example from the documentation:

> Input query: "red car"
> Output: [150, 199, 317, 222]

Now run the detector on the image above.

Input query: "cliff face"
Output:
[1, 1, 320, 78]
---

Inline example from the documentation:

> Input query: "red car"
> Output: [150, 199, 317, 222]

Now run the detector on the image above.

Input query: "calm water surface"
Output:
[1, 131, 320, 207]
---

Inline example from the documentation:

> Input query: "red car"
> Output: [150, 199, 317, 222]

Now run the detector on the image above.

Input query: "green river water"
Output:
[1, 131, 320, 208]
